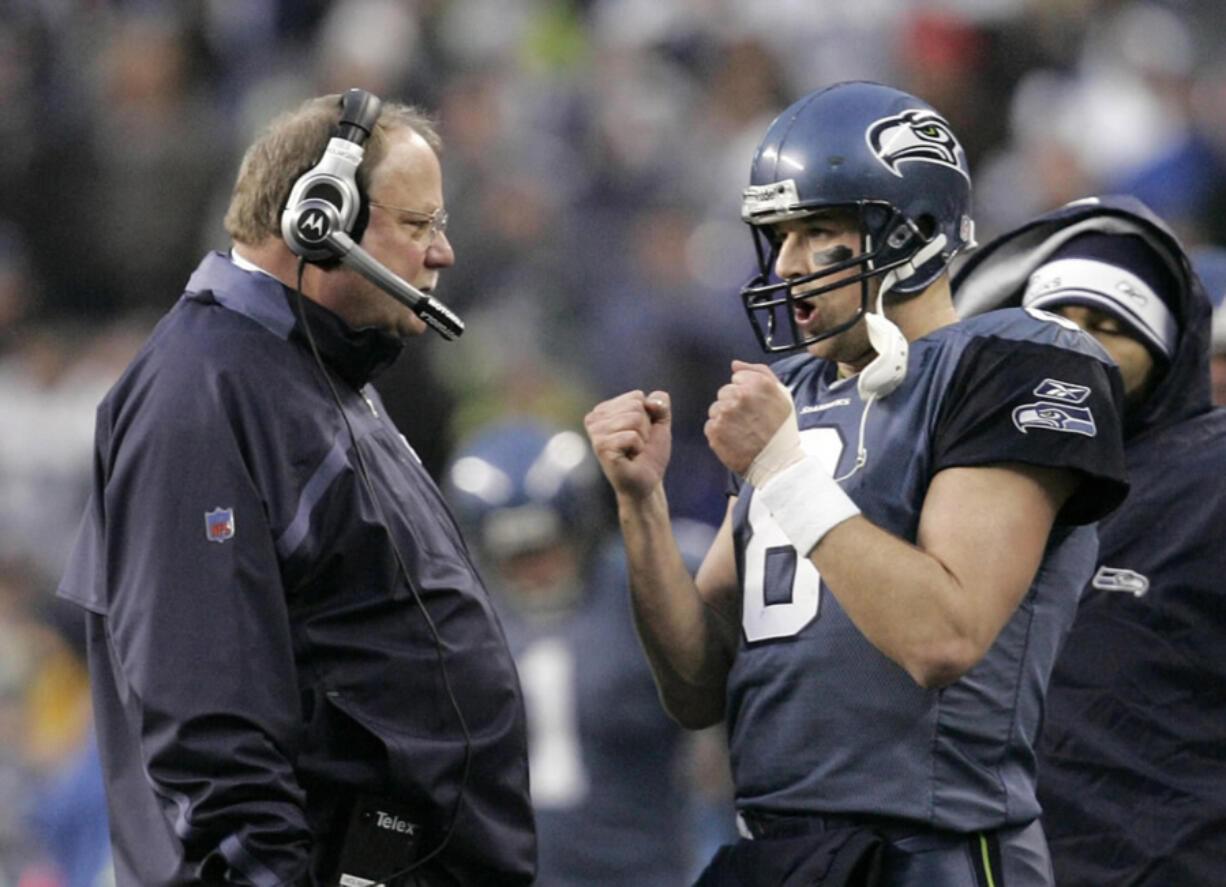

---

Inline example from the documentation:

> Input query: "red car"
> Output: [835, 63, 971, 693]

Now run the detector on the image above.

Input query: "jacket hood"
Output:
[953, 195, 1211, 439]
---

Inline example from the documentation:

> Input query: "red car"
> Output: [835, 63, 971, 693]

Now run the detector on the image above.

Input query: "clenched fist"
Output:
[585, 390, 673, 502]
[705, 360, 794, 476]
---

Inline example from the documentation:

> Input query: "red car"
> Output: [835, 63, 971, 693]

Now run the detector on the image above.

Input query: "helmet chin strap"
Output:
[826, 230, 949, 481]
[858, 310, 908, 400]
[854, 232, 947, 400]
[837, 278, 909, 482]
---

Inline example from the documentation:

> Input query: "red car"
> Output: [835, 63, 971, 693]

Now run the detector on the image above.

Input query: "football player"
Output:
[443, 417, 734, 887]
[956, 194, 1226, 885]
[584, 81, 1130, 886]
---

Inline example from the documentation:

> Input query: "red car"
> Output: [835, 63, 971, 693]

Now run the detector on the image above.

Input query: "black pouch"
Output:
[694, 827, 885, 887]
[331, 794, 423, 887]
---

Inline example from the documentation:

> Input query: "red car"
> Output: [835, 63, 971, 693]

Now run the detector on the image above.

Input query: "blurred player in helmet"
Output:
[443, 416, 733, 887]
[584, 81, 1131, 886]
[956, 196, 1226, 885]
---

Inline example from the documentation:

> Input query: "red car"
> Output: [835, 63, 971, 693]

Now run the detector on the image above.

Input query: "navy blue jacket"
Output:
[956, 196, 1226, 884]
[58, 252, 535, 886]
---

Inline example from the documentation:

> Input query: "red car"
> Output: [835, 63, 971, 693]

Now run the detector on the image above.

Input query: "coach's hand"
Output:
[585, 390, 673, 503]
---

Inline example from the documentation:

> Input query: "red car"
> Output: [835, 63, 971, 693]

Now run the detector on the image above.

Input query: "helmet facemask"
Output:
[740, 201, 936, 354]
[737, 82, 975, 356]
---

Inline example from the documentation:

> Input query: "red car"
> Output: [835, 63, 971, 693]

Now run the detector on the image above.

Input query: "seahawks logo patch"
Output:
[1013, 379, 1098, 436]
[1012, 402, 1097, 437]
[866, 109, 969, 180]
[1091, 565, 1149, 597]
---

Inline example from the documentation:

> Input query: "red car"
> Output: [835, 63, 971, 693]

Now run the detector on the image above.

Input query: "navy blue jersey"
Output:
[57, 253, 534, 885]
[725, 307, 1127, 833]
[958, 196, 1226, 882]
[496, 531, 714, 887]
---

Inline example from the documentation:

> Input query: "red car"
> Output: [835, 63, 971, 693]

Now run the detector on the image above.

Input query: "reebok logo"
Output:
[1033, 378, 1091, 404]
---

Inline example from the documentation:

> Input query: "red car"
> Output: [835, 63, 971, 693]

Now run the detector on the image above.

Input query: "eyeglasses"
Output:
[369, 201, 449, 245]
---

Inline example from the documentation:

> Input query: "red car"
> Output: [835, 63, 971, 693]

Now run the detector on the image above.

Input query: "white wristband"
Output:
[756, 454, 861, 556]
[744, 405, 805, 489]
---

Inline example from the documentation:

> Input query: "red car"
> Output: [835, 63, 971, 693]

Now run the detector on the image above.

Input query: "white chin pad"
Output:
[857, 312, 908, 399]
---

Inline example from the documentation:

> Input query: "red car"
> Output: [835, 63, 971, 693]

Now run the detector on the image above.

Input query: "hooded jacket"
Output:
[955, 196, 1226, 884]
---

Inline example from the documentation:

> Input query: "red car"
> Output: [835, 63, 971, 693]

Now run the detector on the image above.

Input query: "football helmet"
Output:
[442, 417, 604, 564]
[740, 81, 975, 353]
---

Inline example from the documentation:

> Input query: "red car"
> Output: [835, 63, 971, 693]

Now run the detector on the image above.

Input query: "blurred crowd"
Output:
[3, 0, 1226, 883]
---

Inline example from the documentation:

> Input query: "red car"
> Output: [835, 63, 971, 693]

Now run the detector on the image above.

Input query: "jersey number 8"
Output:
[742, 427, 845, 642]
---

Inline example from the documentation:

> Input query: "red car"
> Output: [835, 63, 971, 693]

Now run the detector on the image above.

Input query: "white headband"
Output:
[1022, 257, 1177, 360]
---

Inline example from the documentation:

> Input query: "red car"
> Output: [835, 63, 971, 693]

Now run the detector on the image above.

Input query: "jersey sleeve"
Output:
[725, 468, 745, 500]
[931, 330, 1129, 525]
[92, 368, 312, 881]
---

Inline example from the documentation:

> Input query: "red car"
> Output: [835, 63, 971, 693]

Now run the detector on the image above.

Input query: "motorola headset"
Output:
[281, 87, 465, 340]
[281, 90, 473, 883]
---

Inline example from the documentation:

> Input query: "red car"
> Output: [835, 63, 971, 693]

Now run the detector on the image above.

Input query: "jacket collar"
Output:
[185, 251, 404, 388]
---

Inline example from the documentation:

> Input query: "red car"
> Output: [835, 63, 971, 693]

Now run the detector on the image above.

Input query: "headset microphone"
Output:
[325, 226, 465, 339]
[281, 88, 465, 340]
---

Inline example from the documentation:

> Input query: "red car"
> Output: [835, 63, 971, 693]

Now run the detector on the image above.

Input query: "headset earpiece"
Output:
[279, 88, 465, 340]
[281, 89, 382, 262]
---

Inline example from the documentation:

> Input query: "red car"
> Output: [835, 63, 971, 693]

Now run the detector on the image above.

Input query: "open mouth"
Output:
[792, 290, 819, 324]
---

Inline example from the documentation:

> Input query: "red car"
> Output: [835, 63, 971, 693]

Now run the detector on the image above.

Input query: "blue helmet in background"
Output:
[442, 417, 605, 564]
[740, 81, 976, 353]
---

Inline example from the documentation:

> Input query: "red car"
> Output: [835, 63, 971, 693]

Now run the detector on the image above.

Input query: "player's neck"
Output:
[834, 277, 957, 379]
[885, 276, 958, 343]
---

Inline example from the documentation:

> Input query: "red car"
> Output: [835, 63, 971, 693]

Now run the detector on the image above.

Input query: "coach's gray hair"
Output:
[223, 94, 441, 246]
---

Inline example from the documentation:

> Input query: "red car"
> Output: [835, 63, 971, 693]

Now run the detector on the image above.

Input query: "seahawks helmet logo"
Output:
[866, 110, 969, 180]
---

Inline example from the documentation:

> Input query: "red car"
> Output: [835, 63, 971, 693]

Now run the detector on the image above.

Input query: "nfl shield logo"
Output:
[205, 507, 236, 543]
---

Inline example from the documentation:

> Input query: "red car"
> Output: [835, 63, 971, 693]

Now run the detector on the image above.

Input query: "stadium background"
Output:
[2, 1, 1225, 883]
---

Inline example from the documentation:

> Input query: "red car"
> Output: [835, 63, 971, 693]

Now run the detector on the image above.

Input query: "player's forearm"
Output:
[618, 487, 731, 728]
[813, 462, 1073, 688]
[811, 518, 998, 688]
